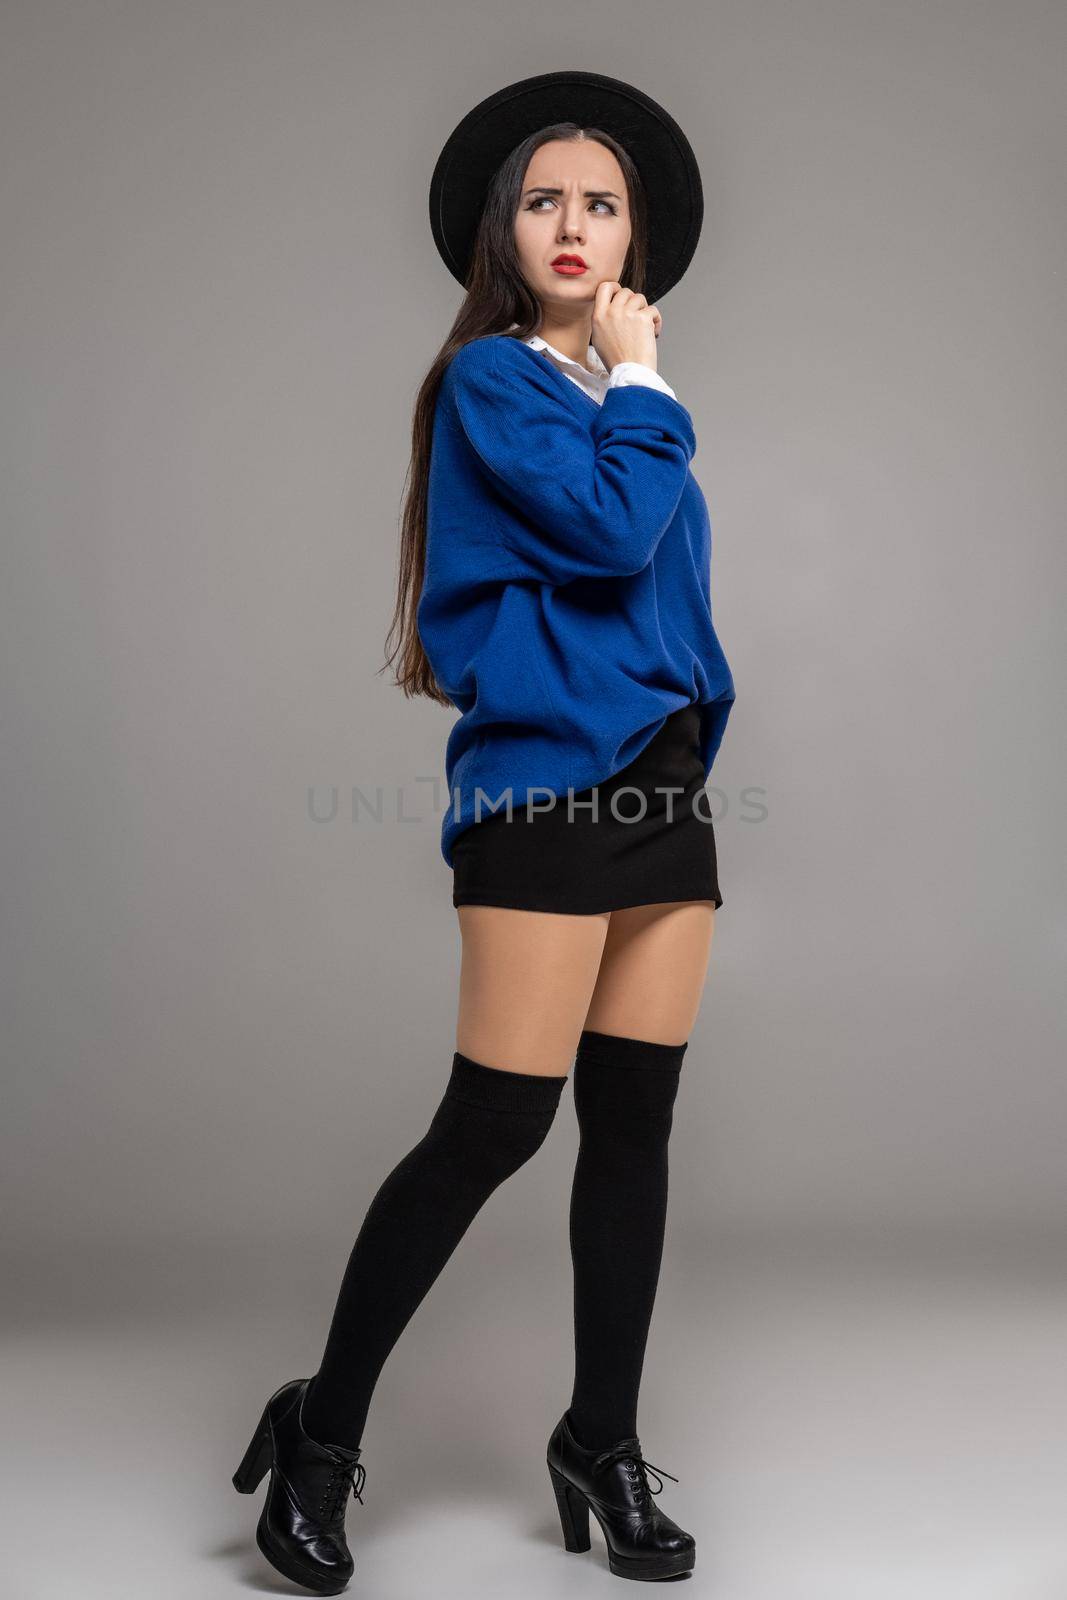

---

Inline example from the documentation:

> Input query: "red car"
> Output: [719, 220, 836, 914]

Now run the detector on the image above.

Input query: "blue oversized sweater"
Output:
[417, 333, 736, 868]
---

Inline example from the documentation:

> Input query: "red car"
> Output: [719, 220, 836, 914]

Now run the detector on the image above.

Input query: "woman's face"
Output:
[514, 138, 632, 312]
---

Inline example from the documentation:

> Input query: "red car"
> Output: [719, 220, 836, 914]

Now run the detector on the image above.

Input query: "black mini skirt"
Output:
[451, 702, 723, 915]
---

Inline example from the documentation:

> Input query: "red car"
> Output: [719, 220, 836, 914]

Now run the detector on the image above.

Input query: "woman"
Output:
[232, 71, 735, 1594]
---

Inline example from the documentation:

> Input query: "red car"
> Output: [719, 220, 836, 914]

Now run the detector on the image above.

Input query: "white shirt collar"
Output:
[524, 332, 608, 379]
[506, 322, 609, 399]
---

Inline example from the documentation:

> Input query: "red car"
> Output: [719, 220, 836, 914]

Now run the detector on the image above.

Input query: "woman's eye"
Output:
[527, 198, 618, 216]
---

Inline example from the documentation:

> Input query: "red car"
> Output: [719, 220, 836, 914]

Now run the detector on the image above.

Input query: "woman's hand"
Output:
[590, 282, 662, 373]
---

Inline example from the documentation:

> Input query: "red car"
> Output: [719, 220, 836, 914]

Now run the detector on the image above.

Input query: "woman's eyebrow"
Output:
[522, 186, 622, 201]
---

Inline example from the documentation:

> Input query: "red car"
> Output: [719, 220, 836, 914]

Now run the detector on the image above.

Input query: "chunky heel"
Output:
[547, 1409, 696, 1581]
[233, 1377, 363, 1594]
[548, 1462, 592, 1553]
[232, 1403, 273, 1494]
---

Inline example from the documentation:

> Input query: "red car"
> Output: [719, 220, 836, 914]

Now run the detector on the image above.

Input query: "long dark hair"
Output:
[380, 123, 649, 706]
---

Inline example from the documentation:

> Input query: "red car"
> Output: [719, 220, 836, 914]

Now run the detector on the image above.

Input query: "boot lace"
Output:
[318, 1452, 366, 1521]
[591, 1437, 680, 1512]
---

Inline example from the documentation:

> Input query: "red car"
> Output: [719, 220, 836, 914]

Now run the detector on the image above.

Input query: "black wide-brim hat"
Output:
[429, 70, 703, 306]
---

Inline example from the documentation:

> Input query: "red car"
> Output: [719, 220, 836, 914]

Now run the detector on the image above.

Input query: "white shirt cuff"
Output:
[606, 362, 678, 402]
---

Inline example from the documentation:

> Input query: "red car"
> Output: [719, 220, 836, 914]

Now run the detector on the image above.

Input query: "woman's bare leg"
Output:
[583, 900, 716, 1042]
[455, 904, 613, 1075]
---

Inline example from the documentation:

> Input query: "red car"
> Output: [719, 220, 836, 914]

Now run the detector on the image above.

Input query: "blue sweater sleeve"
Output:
[443, 335, 697, 584]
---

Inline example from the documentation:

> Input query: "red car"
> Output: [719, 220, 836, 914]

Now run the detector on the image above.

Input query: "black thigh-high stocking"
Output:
[566, 1028, 687, 1452]
[302, 1051, 567, 1452]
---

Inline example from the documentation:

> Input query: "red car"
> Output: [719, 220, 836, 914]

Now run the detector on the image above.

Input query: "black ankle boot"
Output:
[232, 1376, 365, 1595]
[547, 1409, 696, 1581]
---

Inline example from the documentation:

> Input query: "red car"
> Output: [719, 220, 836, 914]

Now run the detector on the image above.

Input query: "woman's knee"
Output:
[572, 1030, 686, 1141]
[426, 1048, 569, 1181]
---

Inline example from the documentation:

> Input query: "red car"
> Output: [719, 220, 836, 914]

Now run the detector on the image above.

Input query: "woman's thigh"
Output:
[582, 901, 717, 1045]
[454, 905, 611, 1076]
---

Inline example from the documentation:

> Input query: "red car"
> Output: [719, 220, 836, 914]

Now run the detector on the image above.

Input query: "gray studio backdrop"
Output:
[2, 4, 1064, 1599]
